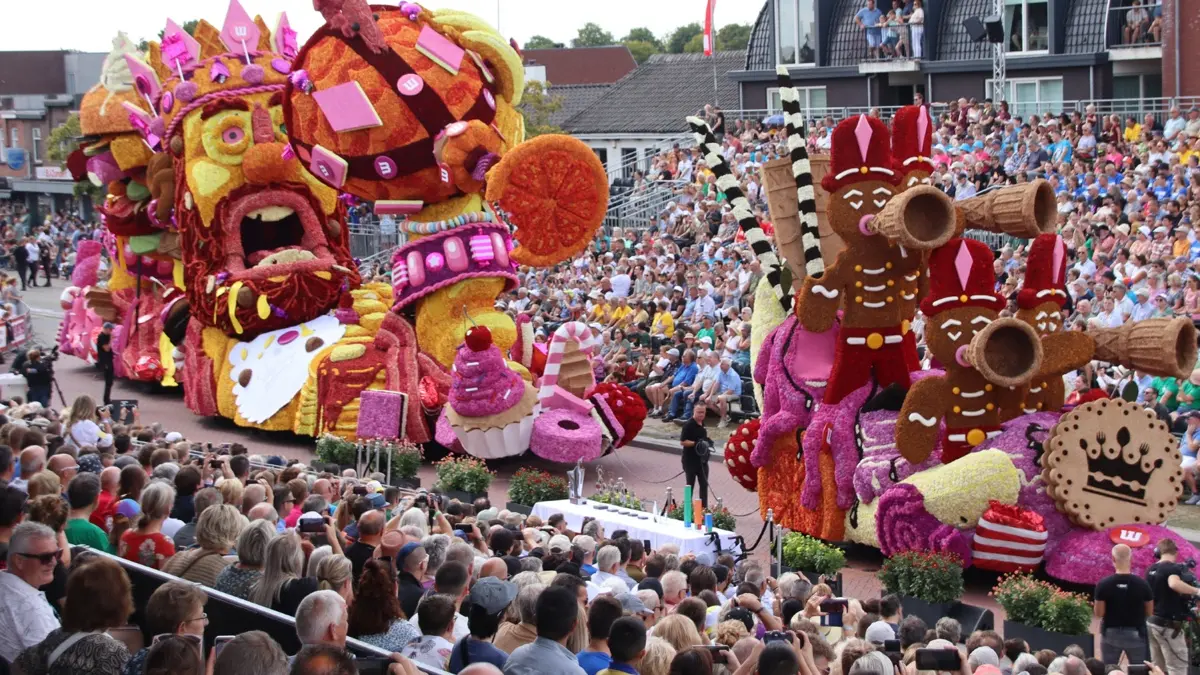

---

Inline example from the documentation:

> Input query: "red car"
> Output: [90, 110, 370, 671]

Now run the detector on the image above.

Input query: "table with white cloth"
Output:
[530, 499, 741, 558]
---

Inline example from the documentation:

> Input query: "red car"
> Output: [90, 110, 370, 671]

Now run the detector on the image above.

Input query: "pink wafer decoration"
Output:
[539, 322, 597, 405]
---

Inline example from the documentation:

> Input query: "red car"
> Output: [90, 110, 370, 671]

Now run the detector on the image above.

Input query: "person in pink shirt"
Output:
[283, 478, 307, 529]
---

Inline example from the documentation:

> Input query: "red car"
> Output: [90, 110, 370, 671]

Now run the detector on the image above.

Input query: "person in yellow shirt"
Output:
[609, 297, 633, 326]
[1124, 117, 1143, 143]
[1174, 227, 1192, 258]
[652, 301, 675, 341]
[590, 292, 611, 323]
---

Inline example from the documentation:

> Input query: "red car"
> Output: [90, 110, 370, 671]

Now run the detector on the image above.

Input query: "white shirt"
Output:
[610, 274, 632, 298]
[24, 243, 39, 260]
[408, 611, 469, 642]
[69, 419, 112, 448]
[1095, 309, 1124, 328]
[0, 570, 61, 663]
[591, 570, 633, 591]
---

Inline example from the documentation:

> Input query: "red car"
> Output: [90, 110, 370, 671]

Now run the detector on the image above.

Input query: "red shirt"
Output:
[284, 505, 303, 529]
[91, 491, 116, 531]
[119, 530, 175, 570]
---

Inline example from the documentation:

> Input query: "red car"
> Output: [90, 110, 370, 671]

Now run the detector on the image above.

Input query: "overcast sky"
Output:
[1, 1, 763, 53]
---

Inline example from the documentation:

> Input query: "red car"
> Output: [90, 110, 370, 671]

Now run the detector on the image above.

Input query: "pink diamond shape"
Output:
[954, 241, 973, 291]
[219, 0, 261, 55]
[1052, 235, 1065, 284]
[917, 106, 929, 154]
[854, 114, 872, 164]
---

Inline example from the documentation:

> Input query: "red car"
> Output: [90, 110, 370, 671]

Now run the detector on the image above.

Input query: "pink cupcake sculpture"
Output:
[444, 326, 539, 459]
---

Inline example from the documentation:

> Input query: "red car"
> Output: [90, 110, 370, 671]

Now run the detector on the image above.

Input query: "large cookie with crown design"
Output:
[1042, 398, 1182, 530]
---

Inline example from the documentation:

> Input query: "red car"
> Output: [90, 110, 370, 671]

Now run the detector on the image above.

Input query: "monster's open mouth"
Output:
[223, 188, 340, 279]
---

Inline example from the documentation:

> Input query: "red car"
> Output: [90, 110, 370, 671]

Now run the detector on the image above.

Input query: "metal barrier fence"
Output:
[89, 547, 451, 674]
[963, 228, 1024, 251]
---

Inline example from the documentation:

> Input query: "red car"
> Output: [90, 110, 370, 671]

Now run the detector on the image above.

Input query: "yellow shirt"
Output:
[610, 305, 632, 325]
[652, 311, 675, 336]
[591, 303, 610, 321]
[1175, 239, 1191, 258]
[1124, 124, 1142, 142]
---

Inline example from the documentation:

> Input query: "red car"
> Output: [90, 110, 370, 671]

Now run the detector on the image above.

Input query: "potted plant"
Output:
[315, 434, 358, 473]
[993, 574, 1093, 656]
[589, 488, 646, 511]
[780, 533, 846, 596]
[390, 441, 422, 490]
[433, 456, 494, 504]
[878, 551, 965, 627]
[506, 468, 569, 515]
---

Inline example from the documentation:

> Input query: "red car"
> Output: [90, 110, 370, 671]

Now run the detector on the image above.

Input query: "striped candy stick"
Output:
[686, 116, 792, 313]
[775, 65, 824, 280]
[539, 321, 598, 403]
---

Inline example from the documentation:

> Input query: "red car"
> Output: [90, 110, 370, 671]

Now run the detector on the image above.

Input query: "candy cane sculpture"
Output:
[531, 321, 624, 463]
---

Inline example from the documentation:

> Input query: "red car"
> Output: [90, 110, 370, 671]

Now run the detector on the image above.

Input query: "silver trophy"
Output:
[568, 460, 585, 503]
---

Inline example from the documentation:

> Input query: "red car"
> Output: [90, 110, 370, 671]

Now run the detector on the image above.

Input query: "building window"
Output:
[776, 0, 817, 65]
[767, 86, 827, 114]
[1004, 0, 1049, 52]
[620, 148, 638, 178]
[9, 128, 19, 149]
[31, 127, 41, 162]
[1112, 74, 1163, 111]
[988, 77, 1062, 118]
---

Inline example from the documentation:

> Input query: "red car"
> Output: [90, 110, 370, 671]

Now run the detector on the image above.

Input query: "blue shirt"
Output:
[716, 367, 742, 395]
[504, 637, 586, 675]
[672, 362, 699, 388]
[599, 664, 640, 675]
[856, 7, 883, 30]
[578, 651, 613, 675]
[448, 637, 509, 672]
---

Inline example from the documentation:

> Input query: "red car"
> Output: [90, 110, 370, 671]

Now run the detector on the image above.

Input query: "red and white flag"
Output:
[703, 0, 717, 56]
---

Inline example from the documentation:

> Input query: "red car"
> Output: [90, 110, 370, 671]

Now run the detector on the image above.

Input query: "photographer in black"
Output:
[679, 403, 711, 509]
[96, 322, 114, 405]
[1146, 538, 1200, 675]
[21, 348, 52, 407]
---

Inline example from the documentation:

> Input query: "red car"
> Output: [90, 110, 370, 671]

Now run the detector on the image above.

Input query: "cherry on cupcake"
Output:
[464, 325, 493, 351]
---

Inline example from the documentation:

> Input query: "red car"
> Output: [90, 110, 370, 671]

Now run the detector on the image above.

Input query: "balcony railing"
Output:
[1106, 1, 1163, 49]
[859, 22, 927, 62]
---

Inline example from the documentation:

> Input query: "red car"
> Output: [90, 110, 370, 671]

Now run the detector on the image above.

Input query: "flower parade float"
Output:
[59, 32, 187, 386]
[715, 68, 1200, 585]
[61, 0, 643, 461]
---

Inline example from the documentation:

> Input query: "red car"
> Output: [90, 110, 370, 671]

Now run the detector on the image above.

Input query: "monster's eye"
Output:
[222, 126, 245, 145]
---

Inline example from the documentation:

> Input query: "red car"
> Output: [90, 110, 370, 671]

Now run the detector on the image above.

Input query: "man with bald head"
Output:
[10, 447, 45, 494]
[91, 466, 121, 530]
[247, 502, 279, 526]
[1095, 543, 1153, 665]
[479, 557, 508, 581]
[47, 454, 78, 491]
[345, 510, 384, 586]
[241, 483, 267, 515]
[313, 478, 335, 505]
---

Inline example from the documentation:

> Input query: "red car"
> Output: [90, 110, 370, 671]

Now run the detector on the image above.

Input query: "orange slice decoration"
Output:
[485, 134, 609, 268]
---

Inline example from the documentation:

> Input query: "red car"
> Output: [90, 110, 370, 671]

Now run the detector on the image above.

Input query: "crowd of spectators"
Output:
[0, 387, 1159, 675]
[0, 202, 96, 291]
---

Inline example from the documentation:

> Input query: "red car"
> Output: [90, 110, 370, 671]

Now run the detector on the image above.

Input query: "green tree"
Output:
[47, 113, 82, 165]
[523, 35, 559, 50]
[684, 33, 706, 53]
[624, 40, 659, 64]
[622, 27, 661, 49]
[717, 23, 753, 50]
[518, 80, 564, 138]
[666, 22, 703, 53]
[572, 22, 615, 47]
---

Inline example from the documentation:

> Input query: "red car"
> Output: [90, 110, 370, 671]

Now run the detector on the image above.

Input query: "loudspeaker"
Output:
[983, 15, 1005, 43]
[963, 17, 987, 42]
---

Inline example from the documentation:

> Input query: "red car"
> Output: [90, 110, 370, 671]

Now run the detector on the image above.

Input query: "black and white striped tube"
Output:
[775, 65, 825, 280]
[686, 115, 791, 313]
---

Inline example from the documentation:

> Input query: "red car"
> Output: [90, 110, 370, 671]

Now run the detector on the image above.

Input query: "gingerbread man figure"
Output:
[798, 114, 949, 404]
[1011, 233, 1073, 415]
[890, 104, 936, 372]
[897, 238, 1042, 464]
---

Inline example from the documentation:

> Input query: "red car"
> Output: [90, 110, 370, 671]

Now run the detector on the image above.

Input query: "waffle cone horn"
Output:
[967, 318, 1043, 388]
[1090, 317, 1198, 380]
[955, 180, 1056, 238]
[868, 185, 956, 250]
[762, 157, 807, 282]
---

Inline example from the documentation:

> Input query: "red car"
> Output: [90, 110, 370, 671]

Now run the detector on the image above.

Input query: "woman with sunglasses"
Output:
[121, 581, 208, 675]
